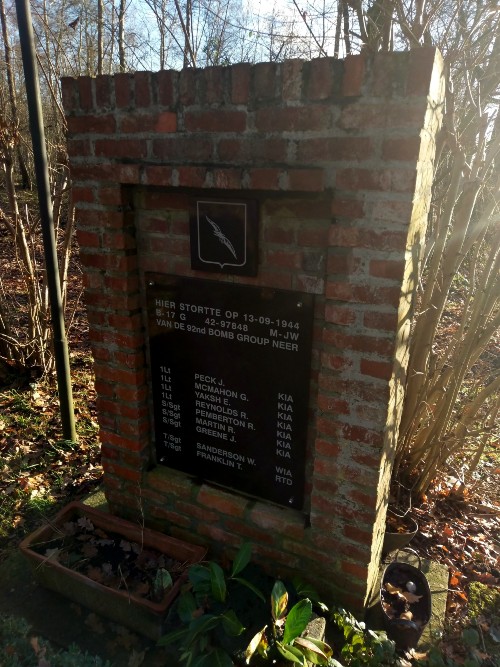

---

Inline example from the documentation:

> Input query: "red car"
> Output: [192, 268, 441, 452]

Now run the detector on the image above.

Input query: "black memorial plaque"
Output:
[189, 199, 258, 276]
[146, 274, 314, 510]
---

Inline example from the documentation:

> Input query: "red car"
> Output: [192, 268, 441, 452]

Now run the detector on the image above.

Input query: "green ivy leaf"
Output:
[283, 598, 312, 644]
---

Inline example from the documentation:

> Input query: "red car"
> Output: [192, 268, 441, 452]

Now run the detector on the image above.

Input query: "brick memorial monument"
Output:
[62, 48, 444, 611]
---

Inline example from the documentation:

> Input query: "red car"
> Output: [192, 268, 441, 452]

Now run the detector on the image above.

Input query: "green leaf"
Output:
[351, 633, 364, 646]
[245, 626, 268, 663]
[211, 648, 233, 667]
[188, 564, 211, 600]
[209, 561, 227, 602]
[189, 564, 211, 587]
[180, 649, 194, 667]
[191, 649, 233, 667]
[427, 646, 446, 667]
[462, 628, 480, 647]
[157, 626, 189, 646]
[191, 655, 210, 667]
[283, 598, 312, 644]
[221, 609, 245, 636]
[301, 636, 333, 653]
[291, 577, 326, 609]
[178, 591, 198, 624]
[210, 648, 234, 667]
[294, 636, 332, 665]
[154, 568, 173, 593]
[271, 580, 288, 622]
[230, 541, 252, 577]
[184, 613, 221, 645]
[490, 625, 500, 643]
[231, 576, 266, 603]
[276, 640, 307, 665]
[463, 658, 481, 667]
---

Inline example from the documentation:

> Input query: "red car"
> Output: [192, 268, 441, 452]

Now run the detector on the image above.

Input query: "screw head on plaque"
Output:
[190, 199, 259, 276]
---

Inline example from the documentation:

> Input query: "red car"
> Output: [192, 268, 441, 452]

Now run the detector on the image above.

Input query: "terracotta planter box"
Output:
[20, 501, 206, 639]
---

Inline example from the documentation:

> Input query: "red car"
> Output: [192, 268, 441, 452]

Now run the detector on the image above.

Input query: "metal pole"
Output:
[15, 0, 77, 442]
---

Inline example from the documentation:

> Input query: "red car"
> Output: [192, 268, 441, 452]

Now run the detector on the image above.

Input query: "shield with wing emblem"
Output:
[190, 199, 258, 276]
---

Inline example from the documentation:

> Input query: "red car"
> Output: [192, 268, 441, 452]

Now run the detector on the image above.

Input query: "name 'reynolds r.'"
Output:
[194, 373, 254, 441]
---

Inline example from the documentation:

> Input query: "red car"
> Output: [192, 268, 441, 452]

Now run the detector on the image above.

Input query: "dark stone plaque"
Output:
[189, 199, 258, 276]
[146, 274, 314, 510]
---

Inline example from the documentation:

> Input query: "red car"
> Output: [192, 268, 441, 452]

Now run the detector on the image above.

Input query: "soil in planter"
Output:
[30, 515, 185, 604]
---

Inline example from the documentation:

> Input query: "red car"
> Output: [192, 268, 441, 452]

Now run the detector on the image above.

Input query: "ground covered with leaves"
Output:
[0, 350, 102, 553]
[390, 468, 500, 665]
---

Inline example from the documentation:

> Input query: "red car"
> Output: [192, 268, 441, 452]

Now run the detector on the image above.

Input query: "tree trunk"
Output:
[0, 0, 31, 189]
[98, 0, 104, 75]
[342, 1, 351, 55]
[334, 0, 342, 57]
[118, 0, 126, 72]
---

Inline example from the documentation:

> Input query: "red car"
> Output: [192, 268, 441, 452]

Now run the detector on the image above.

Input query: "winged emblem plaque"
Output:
[190, 199, 258, 276]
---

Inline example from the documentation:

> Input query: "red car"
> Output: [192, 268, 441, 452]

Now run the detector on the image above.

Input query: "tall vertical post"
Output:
[15, 0, 77, 442]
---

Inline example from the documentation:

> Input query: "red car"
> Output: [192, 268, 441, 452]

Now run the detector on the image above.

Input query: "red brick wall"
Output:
[62, 48, 444, 610]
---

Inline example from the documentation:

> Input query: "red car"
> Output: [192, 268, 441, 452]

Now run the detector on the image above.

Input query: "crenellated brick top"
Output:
[62, 48, 440, 195]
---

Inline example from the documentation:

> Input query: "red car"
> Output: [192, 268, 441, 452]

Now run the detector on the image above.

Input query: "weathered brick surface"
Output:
[63, 49, 444, 612]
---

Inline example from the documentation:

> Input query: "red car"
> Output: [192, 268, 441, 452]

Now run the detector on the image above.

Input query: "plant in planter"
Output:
[244, 580, 333, 666]
[20, 501, 206, 640]
[159, 545, 334, 666]
[159, 542, 269, 667]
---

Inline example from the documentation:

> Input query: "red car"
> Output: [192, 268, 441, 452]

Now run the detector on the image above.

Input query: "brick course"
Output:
[62, 48, 444, 612]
